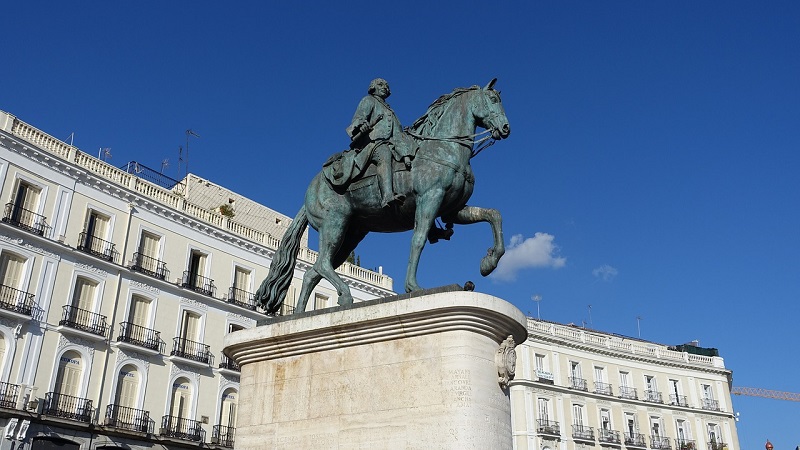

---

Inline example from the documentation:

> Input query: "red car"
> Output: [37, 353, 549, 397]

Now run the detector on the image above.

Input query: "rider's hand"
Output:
[359, 123, 372, 134]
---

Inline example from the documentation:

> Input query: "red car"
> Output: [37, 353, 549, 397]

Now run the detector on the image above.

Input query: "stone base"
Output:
[224, 290, 527, 450]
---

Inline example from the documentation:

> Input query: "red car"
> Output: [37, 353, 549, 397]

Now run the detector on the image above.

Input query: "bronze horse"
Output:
[256, 79, 511, 314]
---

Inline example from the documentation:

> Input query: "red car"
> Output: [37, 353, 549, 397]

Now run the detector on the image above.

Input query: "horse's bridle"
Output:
[405, 88, 501, 158]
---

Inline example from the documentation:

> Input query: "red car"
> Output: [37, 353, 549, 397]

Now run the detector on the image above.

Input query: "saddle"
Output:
[322, 142, 411, 189]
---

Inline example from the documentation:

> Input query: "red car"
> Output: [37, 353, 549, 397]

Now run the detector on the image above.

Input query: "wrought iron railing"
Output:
[160, 415, 204, 442]
[182, 271, 216, 297]
[0, 284, 35, 316]
[645, 390, 663, 403]
[572, 424, 594, 441]
[43, 392, 93, 422]
[105, 404, 153, 433]
[228, 286, 256, 310]
[212, 425, 235, 448]
[708, 440, 728, 450]
[131, 252, 167, 280]
[619, 386, 638, 400]
[2, 203, 51, 237]
[78, 232, 117, 262]
[624, 432, 647, 447]
[119, 161, 186, 193]
[537, 419, 560, 436]
[651, 436, 672, 449]
[676, 438, 696, 450]
[171, 337, 211, 364]
[569, 377, 588, 391]
[60, 305, 108, 337]
[118, 322, 163, 352]
[219, 354, 240, 372]
[598, 429, 621, 444]
[594, 381, 613, 396]
[670, 394, 689, 407]
[0, 382, 20, 409]
[701, 398, 720, 411]
[278, 302, 296, 316]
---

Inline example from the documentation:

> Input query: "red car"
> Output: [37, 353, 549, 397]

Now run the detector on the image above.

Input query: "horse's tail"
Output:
[255, 205, 308, 314]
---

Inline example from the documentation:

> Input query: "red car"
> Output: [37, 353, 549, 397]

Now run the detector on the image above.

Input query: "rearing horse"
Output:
[256, 79, 511, 314]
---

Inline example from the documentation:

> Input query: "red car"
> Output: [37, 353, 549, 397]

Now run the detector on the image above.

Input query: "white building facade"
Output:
[511, 319, 740, 450]
[0, 109, 393, 450]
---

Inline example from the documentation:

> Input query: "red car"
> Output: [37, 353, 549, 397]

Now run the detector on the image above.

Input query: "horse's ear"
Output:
[485, 78, 497, 90]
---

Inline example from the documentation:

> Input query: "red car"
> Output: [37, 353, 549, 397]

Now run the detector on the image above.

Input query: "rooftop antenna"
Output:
[531, 294, 542, 320]
[636, 316, 642, 338]
[177, 146, 183, 178]
[98, 147, 111, 161]
[160, 159, 169, 173]
[588, 304, 593, 327]
[66, 132, 74, 146]
[185, 129, 200, 178]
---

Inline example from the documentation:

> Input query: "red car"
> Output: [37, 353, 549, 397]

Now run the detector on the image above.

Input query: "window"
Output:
[11, 181, 41, 218]
[180, 311, 201, 342]
[570, 361, 582, 378]
[625, 412, 637, 435]
[600, 409, 611, 430]
[80, 210, 113, 259]
[169, 377, 193, 420]
[595, 366, 606, 382]
[534, 353, 553, 380]
[0, 252, 25, 290]
[71, 277, 97, 312]
[54, 351, 82, 398]
[128, 295, 151, 327]
[83, 210, 110, 240]
[114, 365, 140, 408]
[572, 404, 585, 427]
[186, 250, 208, 287]
[219, 388, 238, 428]
[537, 398, 550, 422]
[676, 419, 691, 443]
[139, 232, 160, 259]
[535, 354, 545, 372]
[650, 416, 662, 438]
[230, 266, 252, 305]
[702, 384, 714, 401]
[619, 371, 635, 398]
[707, 423, 722, 446]
[133, 231, 165, 279]
[314, 294, 328, 310]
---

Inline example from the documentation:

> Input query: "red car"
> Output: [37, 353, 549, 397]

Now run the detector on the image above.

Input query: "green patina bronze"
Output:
[255, 78, 511, 314]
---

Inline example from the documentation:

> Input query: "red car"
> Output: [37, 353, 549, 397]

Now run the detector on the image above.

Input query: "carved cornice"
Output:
[180, 297, 208, 311]
[129, 280, 160, 294]
[58, 334, 96, 360]
[226, 312, 256, 327]
[171, 362, 200, 383]
[74, 262, 110, 278]
[116, 348, 151, 372]
[0, 234, 60, 260]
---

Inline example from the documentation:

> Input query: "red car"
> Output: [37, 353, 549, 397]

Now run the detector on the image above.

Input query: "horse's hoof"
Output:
[338, 295, 354, 306]
[480, 256, 497, 276]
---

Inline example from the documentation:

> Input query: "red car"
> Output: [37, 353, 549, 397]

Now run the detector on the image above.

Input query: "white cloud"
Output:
[592, 264, 618, 281]
[490, 232, 566, 282]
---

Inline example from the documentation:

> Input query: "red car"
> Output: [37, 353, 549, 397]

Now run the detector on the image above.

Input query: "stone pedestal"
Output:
[224, 288, 527, 450]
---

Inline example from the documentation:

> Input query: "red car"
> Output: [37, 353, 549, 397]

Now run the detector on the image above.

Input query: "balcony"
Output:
[651, 436, 672, 449]
[595, 381, 614, 396]
[537, 419, 560, 436]
[624, 432, 647, 447]
[182, 271, 216, 297]
[2, 203, 51, 237]
[105, 404, 153, 433]
[212, 425, 235, 448]
[228, 286, 256, 310]
[0, 284, 35, 316]
[569, 377, 588, 391]
[675, 439, 696, 450]
[60, 305, 108, 337]
[619, 386, 638, 400]
[171, 337, 212, 365]
[219, 354, 240, 372]
[78, 232, 117, 262]
[0, 382, 20, 409]
[701, 398, 720, 411]
[117, 322, 163, 353]
[670, 394, 689, 407]
[572, 425, 595, 442]
[130, 252, 167, 280]
[160, 415, 205, 442]
[709, 440, 728, 450]
[598, 429, 621, 445]
[43, 392, 93, 423]
[644, 390, 663, 403]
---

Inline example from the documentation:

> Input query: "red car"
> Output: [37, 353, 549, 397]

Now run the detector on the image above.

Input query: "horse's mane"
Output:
[408, 85, 481, 135]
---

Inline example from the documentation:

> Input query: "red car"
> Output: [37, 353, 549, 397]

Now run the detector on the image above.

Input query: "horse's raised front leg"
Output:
[405, 189, 446, 292]
[443, 205, 505, 276]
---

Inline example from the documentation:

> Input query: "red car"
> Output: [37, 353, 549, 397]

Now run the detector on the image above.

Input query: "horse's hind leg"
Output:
[295, 267, 322, 313]
[442, 205, 505, 276]
[315, 222, 355, 306]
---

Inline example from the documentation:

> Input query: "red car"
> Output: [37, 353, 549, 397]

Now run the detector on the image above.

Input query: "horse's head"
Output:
[473, 78, 510, 140]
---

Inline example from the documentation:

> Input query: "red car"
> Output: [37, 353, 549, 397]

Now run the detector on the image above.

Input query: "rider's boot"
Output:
[377, 150, 404, 207]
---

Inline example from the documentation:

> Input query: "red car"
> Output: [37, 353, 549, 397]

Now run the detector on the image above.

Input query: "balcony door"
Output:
[187, 251, 207, 289]
[138, 232, 160, 273]
[11, 182, 40, 225]
[82, 211, 109, 252]
[170, 377, 192, 424]
[129, 295, 150, 328]
[219, 388, 238, 428]
[0, 252, 24, 290]
[115, 365, 139, 409]
[54, 351, 83, 414]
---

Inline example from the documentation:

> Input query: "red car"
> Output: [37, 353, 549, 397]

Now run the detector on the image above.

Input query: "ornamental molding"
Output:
[129, 280, 160, 294]
[116, 348, 151, 372]
[170, 362, 201, 383]
[0, 234, 60, 260]
[180, 297, 208, 311]
[226, 312, 256, 327]
[220, 372, 240, 385]
[74, 262, 109, 278]
[58, 335, 95, 360]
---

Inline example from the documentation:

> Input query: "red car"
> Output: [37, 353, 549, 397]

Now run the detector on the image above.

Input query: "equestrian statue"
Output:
[255, 78, 511, 314]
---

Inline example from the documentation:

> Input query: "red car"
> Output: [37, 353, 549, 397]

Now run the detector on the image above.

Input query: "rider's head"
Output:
[368, 78, 391, 99]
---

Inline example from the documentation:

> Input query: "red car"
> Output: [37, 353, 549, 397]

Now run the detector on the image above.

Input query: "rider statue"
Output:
[346, 78, 415, 208]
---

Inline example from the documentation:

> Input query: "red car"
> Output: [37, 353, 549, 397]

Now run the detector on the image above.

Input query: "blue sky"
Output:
[4, 1, 799, 447]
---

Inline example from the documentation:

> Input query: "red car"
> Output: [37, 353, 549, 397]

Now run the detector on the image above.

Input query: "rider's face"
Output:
[374, 81, 390, 99]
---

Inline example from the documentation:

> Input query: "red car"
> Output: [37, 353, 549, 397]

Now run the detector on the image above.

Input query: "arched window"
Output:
[0, 334, 6, 377]
[54, 351, 82, 397]
[47, 350, 90, 421]
[169, 376, 193, 420]
[219, 387, 238, 428]
[114, 364, 140, 408]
